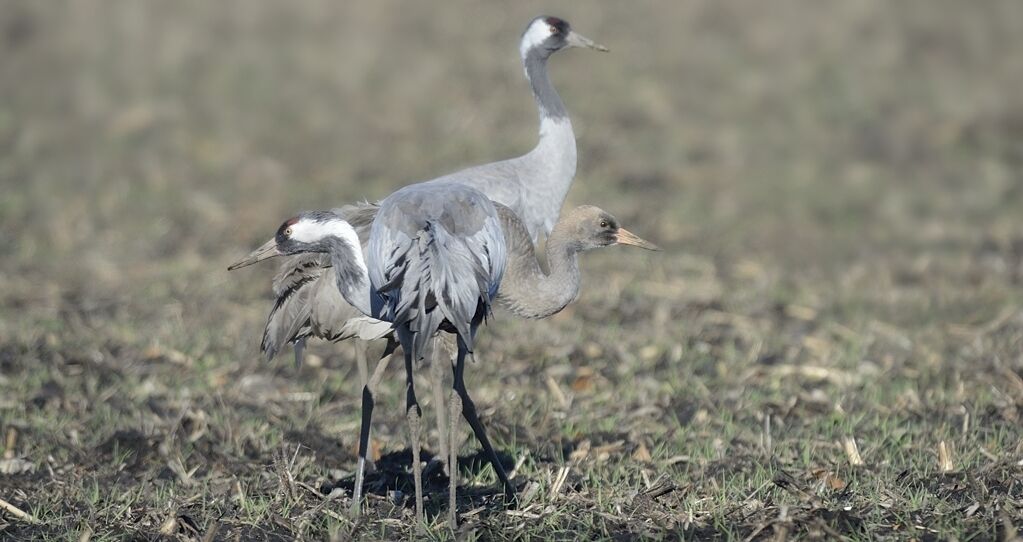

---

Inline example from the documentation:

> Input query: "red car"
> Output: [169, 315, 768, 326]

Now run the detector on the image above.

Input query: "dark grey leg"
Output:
[452, 338, 516, 505]
[350, 339, 397, 516]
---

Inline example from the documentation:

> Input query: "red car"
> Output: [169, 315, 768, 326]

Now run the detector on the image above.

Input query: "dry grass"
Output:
[2, 1, 1023, 540]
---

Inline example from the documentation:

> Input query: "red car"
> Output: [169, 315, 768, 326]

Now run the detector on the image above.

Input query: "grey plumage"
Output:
[261, 16, 605, 362]
[368, 183, 506, 360]
[366, 184, 510, 527]
[233, 15, 610, 526]
[424, 15, 606, 241]
[229, 190, 659, 528]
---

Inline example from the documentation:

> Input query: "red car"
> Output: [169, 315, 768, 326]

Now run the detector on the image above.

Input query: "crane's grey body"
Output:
[261, 15, 607, 370]
[263, 17, 603, 362]
[230, 190, 659, 527]
[338, 182, 511, 526]
[423, 43, 577, 242]
[236, 15, 610, 525]
[368, 183, 506, 360]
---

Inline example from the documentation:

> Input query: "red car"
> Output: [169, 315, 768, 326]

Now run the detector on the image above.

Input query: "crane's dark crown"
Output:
[544, 17, 569, 35]
[522, 15, 573, 56]
[276, 211, 334, 242]
[274, 211, 350, 249]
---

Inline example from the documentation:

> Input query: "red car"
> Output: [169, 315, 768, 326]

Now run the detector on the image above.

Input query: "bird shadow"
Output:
[320, 447, 525, 515]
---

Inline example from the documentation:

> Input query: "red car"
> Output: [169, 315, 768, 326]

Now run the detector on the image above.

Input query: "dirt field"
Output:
[2, 1, 1023, 540]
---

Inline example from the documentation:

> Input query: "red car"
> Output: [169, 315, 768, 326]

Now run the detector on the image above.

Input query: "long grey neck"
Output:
[524, 50, 567, 122]
[500, 223, 582, 319]
[519, 50, 577, 240]
[323, 237, 373, 317]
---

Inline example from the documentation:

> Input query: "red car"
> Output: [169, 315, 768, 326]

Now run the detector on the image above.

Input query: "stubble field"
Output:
[2, 1, 1023, 540]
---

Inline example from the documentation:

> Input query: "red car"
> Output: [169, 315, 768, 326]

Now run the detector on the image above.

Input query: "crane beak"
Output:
[565, 30, 609, 52]
[615, 228, 661, 251]
[228, 238, 281, 270]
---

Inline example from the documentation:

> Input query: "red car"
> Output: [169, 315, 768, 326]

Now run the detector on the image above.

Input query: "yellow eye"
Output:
[284, 227, 293, 237]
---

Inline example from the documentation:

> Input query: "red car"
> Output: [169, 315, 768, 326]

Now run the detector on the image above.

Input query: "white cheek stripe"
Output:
[290, 219, 360, 249]
[520, 19, 553, 58]
[288, 218, 368, 276]
[288, 220, 322, 243]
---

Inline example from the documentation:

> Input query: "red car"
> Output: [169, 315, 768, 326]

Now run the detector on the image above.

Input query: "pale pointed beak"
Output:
[565, 30, 609, 52]
[615, 228, 661, 251]
[228, 238, 281, 271]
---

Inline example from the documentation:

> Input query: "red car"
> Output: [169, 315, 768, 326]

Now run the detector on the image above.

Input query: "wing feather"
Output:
[368, 183, 505, 360]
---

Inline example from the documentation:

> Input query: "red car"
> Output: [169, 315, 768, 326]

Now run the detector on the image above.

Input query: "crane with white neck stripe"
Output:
[258, 14, 608, 485]
[229, 181, 658, 528]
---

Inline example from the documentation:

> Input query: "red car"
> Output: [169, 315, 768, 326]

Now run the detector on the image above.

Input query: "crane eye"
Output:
[284, 227, 293, 237]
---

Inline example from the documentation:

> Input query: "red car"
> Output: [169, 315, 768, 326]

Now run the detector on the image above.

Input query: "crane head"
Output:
[228, 211, 360, 270]
[520, 16, 608, 60]
[563, 206, 661, 252]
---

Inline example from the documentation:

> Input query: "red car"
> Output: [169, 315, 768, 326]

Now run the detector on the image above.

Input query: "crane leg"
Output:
[404, 344, 425, 526]
[447, 389, 462, 529]
[452, 339, 517, 506]
[350, 338, 397, 516]
[355, 338, 369, 389]
[293, 337, 306, 369]
[430, 336, 451, 473]
[351, 386, 374, 516]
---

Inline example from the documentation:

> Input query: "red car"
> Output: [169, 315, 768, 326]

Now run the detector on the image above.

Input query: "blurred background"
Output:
[2, 1, 1022, 538]
[3, 2, 1023, 320]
